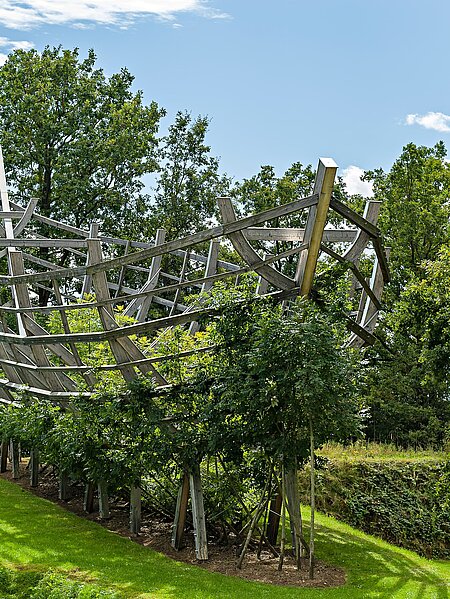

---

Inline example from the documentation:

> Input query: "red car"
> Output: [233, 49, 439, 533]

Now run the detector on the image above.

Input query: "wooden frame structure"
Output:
[0, 150, 389, 558]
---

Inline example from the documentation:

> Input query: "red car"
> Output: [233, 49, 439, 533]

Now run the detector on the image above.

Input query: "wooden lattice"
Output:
[0, 152, 389, 405]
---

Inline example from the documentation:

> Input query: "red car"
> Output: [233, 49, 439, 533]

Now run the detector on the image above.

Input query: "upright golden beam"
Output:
[298, 158, 338, 296]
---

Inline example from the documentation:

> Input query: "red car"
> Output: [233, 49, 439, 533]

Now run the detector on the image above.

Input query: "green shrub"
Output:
[299, 458, 450, 558]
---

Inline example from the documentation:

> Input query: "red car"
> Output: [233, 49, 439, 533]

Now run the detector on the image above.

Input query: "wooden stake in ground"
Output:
[309, 417, 315, 579]
[189, 465, 208, 561]
[98, 480, 110, 519]
[130, 484, 142, 534]
[11, 440, 19, 479]
[171, 471, 190, 550]
[0, 440, 8, 473]
[278, 462, 287, 571]
[30, 447, 39, 487]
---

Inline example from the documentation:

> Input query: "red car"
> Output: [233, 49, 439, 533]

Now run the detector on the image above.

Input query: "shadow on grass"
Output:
[0, 478, 448, 599]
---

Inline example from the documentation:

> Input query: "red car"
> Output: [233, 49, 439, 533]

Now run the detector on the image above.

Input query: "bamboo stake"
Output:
[309, 417, 315, 579]
[278, 462, 286, 571]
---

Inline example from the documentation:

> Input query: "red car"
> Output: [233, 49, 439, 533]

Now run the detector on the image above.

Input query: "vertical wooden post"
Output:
[84, 482, 95, 513]
[189, 240, 220, 334]
[81, 222, 99, 297]
[266, 493, 282, 546]
[171, 471, 190, 550]
[130, 485, 142, 534]
[295, 158, 338, 294]
[285, 463, 303, 566]
[98, 480, 110, 519]
[189, 465, 208, 561]
[309, 418, 316, 579]
[11, 440, 19, 479]
[30, 448, 39, 488]
[59, 471, 69, 501]
[0, 440, 8, 473]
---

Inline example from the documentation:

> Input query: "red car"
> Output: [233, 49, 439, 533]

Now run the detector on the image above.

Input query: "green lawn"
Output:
[0, 477, 448, 598]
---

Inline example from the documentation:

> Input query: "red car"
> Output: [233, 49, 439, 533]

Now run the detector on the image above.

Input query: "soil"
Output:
[1, 464, 346, 588]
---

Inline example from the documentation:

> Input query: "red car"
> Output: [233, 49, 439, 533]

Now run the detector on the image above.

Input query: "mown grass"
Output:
[318, 441, 448, 462]
[0, 477, 448, 598]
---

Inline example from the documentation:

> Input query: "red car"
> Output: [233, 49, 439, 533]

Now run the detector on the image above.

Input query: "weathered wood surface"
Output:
[11, 440, 19, 479]
[189, 465, 208, 560]
[0, 192, 320, 286]
[130, 485, 142, 534]
[171, 471, 190, 550]
[0, 440, 8, 473]
[296, 158, 338, 294]
[0, 150, 389, 401]
[30, 447, 39, 487]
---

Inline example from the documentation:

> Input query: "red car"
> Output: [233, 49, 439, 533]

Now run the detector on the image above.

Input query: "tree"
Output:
[0, 46, 164, 235]
[148, 111, 230, 240]
[363, 248, 450, 447]
[365, 142, 450, 294]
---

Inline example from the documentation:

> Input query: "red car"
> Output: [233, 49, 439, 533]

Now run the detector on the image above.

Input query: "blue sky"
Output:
[0, 0, 449, 195]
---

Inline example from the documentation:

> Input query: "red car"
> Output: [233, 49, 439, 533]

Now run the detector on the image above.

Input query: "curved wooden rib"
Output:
[217, 197, 296, 291]
[343, 200, 381, 263]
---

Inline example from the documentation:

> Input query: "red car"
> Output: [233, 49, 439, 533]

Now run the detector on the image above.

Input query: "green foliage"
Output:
[29, 571, 121, 599]
[148, 111, 230, 239]
[206, 298, 361, 465]
[0, 46, 163, 235]
[365, 142, 450, 293]
[298, 457, 450, 558]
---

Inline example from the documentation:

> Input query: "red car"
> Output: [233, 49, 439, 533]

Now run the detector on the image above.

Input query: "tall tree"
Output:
[0, 46, 164, 234]
[365, 142, 450, 294]
[148, 111, 230, 239]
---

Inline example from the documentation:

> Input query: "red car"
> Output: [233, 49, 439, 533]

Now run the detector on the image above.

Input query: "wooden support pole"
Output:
[266, 493, 282, 546]
[296, 158, 338, 295]
[285, 463, 303, 567]
[0, 440, 8, 473]
[59, 472, 69, 501]
[189, 465, 208, 561]
[84, 482, 95, 513]
[98, 480, 110, 519]
[11, 440, 19, 479]
[30, 447, 39, 487]
[130, 485, 142, 535]
[171, 471, 190, 550]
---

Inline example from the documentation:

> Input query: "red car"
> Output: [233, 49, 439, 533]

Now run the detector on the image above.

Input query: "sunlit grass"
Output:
[0, 477, 448, 598]
[318, 441, 447, 462]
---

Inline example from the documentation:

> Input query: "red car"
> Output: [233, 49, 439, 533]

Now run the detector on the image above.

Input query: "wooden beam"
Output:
[0, 192, 319, 286]
[296, 158, 338, 295]
[218, 197, 295, 291]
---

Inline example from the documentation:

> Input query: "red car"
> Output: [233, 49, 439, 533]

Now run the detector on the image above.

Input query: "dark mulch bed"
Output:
[1, 464, 346, 588]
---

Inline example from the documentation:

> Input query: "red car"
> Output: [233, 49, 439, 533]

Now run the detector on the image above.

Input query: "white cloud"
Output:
[0, 0, 229, 30]
[405, 111, 450, 133]
[0, 36, 33, 62]
[342, 165, 374, 197]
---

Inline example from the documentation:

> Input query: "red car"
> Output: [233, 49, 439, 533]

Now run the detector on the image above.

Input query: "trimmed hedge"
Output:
[299, 459, 450, 558]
